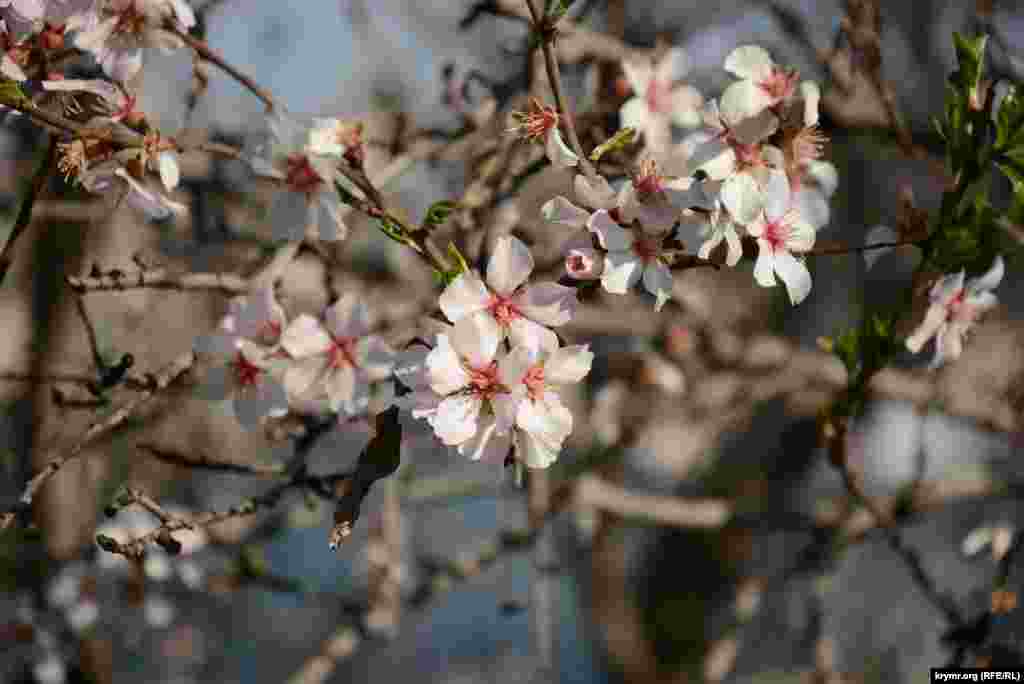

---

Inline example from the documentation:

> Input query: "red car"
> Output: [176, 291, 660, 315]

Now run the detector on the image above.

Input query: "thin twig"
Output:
[806, 238, 920, 257]
[137, 442, 286, 477]
[67, 267, 249, 294]
[168, 24, 276, 112]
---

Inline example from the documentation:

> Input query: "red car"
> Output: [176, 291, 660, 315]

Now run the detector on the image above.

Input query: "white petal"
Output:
[432, 394, 482, 446]
[545, 128, 579, 168]
[325, 366, 357, 413]
[508, 317, 559, 354]
[574, 174, 618, 210]
[426, 334, 471, 396]
[794, 186, 830, 231]
[688, 136, 736, 181]
[544, 345, 593, 386]
[280, 314, 332, 358]
[619, 96, 650, 132]
[587, 209, 631, 250]
[720, 80, 776, 128]
[327, 294, 370, 339]
[806, 161, 839, 197]
[284, 355, 331, 399]
[498, 346, 536, 388]
[451, 311, 502, 369]
[800, 81, 821, 127]
[457, 415, 511, 463]
[720, 173, 763, 225]
[621, 59, 652, 97]
[724, 45, 775, 81]
[753, 241, 777, 288]
[487, 235, 534, 296]
[514, 282, 577, 327]
[540, 196, 589, 228]
[724, 224, 743, 266]
[773, 251, 813, 305]
[967, 255, 1005, 294]
[157, 151, 180, 191]
[930, 271, 965, 304]
[906, 304, 947, 353]
[643, 260, 674, 311]
[670, 85, 704, 128]
[762, 169, 792, 221]
[438, 271, 491, 323]
[601, 250, 643, 294]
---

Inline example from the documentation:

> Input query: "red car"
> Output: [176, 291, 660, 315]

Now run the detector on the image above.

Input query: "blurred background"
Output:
[1, 0, 1023, 683]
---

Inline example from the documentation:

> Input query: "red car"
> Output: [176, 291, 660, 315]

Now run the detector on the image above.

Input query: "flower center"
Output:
[763, 218, 790, 251]
[486, 294, 521, 327]
[285, 155, 324, 195]
[645, 79, 669, 114]
[468, 361, 503, 400]
[523, 364, 545, 401]
[732, 141, 763, 169]
[633, 235, 661, 262]
[232, 351, 262, 388]
[634, 158, 664, 197]
[946, 290, 976, 322]
[328, 337, 360, 369]
[758, 68, 798, 102]
[113, 5, 148, 36]
[513, 97, 559, 142]
[566, 254, 588, 274]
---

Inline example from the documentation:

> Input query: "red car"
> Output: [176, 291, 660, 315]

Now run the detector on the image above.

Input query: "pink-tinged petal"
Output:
[327, 294, 370, 339]
[806, 161, 838, 197]
[720, 80, 776, 128]
[167, 0, 196, 28]
[601, 249, 643, 295]
[574, 173, 618, 210]
[724, 45, 776, 81]
[724, 223, 743, 267]
[499, 346, 536, 388]
[451, 311, 502, 368]
[487, 234, 534, 296]
[508, 317, 559, 354]
[280, 314, 332, 358]
[621, 58, 652, 97]
[101, 45, 143, 82]
[967, 255, 1004, 295]
[490, 392, 522, 435]
[74, 14, 117, 52]
[720, 173, 763, 225]
[905, 303, 947, 353]
[541, 196, 589, 228]
[325, 365, 357, 413]
[458, 415, 512, 463]
[438, 271, 491, 323]
[931, 322, 961, 368]
[587, 209, 631, 250]
[785, 211, 816, 253]
[432, 394, 482, 446]
[800, 81, 821, 127]
[514, 282, 577, 327]
[516, 390, 573, 464]
[426, 333, 471, 396]
[514, 429, 559, 469]
[544, 345, 593, 386]
[753, 241, 777, 288]
[619, 96, 649, 132]
[773, 250, 812, 305]
[688, 136, 736, 181]
[656, 47, 690, 84]
[670, 85, 704, 128]
[1, 55, 26, 82]
[545, 128, 579, 168]
[283, 355, 330, 400]
[643, 260, 674, 311]
[565, 245, 604, 280]
[930, 271, 965, 304]
[762, 169, 792, 222]
[157, 151, 179, 191]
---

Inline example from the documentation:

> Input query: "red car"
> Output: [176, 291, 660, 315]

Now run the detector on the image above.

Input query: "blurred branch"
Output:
[67, 266, 249, 294]
[137, 442, 286, 477]
[0, 137, 56, 286]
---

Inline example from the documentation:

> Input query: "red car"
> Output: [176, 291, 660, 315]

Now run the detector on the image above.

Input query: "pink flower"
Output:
[589, 208, 675, 310]
[719, 45, 816, 128]
[746, 170, 816, 305]
[619, 47, 704, 153]
[905, 256, 1004, 368]
[439, 235, 577, 352]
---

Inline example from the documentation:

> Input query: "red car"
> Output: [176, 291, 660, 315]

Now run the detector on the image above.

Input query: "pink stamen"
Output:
[758, 68, 798, 102]
[232, 351, 262, 388]
[523, 364, 545, 401]
[328, 337, 360, 369]
[285, 155, 323, 195]
[645, 79, 669, 114]
[468, 361, 503, 400]
[486, 295, 521, 327]
[763, 218, 790, 251]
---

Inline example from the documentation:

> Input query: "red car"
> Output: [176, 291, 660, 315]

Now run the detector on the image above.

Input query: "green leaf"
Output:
[333, 179, 359, 208]
[432, 242, 471, 288]
[375, 214, 413, 248]
[995, 84, 1024, 152]
[589, 127, 637, 162]
[545, 0, 576, 23]
[951, 33, 988, 107]
[422, 199, 460, 229]
[0, 78, 27, 109]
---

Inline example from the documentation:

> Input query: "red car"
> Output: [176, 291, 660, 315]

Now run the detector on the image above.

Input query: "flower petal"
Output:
[432, 394, 482, 446]
[587, 209, 631, 250]
[439, 271, 491, 323]
[619, 96, 649, 132]
[753, 241, 777, 288]
[720, 172, 763, 225]
[720, 79, 775, 127]
[451, 311, 502, 369]
[724, 45, 775, 81]
[486, 235, 534, 296]
[655, 47, 690, 84]
[643, 260, 674, 311]
[621, 59, 652, 97]
[670, 85, 704, 128]
[457, 415, 511, 462]
[544, 345, 593, 385]
[426, 334, 470, 396]
[800, 80, 821, 127]
[508, 317, 559, 354]
[906, 304, 948, 354]
[514, 282, 577, 327]
[280, 314, 332, 358]
[498, 345, 536, 388]
[327, 294, 371, 339]
[545, 128, 579, 168]
[967, 255, 1005, 294]
[601, 250, 643, 295]
[773, 250, 813, 305]
[541, 196, 589, 228]
[158, 151, 180, 191]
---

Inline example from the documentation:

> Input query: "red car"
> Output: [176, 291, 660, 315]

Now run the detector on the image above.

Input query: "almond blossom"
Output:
[278, 295, 395, 415]
[745, 170, 816, 305]
[193, 286, 290, 428]
[507, 97, 579, 168]
[685, 203, 744, 267]
[1, 20, 28, 81]
[588, 207, 675, 311]
[68, 0, 196, 83]
[42, 77, 143, 124]
[502, 343, 593, 469]
[249, 111, 348, 242]
[719, 45, 818, 128]
[619, 47, 703, 154]
[439, 234, 577, 352]
[78, 160, 186, 220]
[905, 255, 1004, 368]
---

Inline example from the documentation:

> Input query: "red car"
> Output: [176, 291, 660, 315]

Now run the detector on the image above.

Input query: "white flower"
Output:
[688, 204, 743, 267]
[307, 117, 363, 159]
[439, 234, 577, 352]
[508, 98, 579, 168]
[589, 208, 675, 311]
[249, 111, 348, 242]
[905, 255, 1004, 368]
[620, 47, 704, 153]
[745, 170, 816, 305]
[69, 0, 196, 82]
[680, 100, 782, 225]
[80, 163, 186, 220]
[416, 313, 521, 464]
[719, 45, 803, 127]
[278, 295, 395, 415]
[503, 343, 593, 469]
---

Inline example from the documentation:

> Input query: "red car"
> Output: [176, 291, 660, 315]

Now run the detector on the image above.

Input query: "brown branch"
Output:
[67, 267, 250, 294]
[0, 138, 56, 285]
[137, 442, 286, 477]
[806, 238, 921, 257]
[168, 24, 276, 112]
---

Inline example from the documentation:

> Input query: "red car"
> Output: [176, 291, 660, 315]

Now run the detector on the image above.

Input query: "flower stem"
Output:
[169, 24, 277, 113]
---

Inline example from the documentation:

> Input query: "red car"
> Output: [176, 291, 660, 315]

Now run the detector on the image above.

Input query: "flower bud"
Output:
[565, 246, 603, 280]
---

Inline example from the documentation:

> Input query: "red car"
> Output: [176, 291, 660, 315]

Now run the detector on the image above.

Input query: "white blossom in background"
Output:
[620, 47, 704, 154]
[507, 97, 579, 168]
[745, 170, 816, 305]
[68, 0, 196, 83]
[905, 255, 1004, 368]
[0, 0, 43, 36]
[249, 111, 348, 242]
[33, 655, 67, 684]
[502, 343, 593, 469]
[278, 295, 395, 415]
[681, 100, 782, 225]
[439, 235, 577, 352]
[719, 45, 809, 127]
[193, 286, 290, 428]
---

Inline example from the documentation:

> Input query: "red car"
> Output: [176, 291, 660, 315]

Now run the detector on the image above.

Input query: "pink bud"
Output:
[566, 246, 603, 280]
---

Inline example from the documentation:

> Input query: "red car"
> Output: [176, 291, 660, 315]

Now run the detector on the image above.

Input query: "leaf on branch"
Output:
[995, 84, 1024, 153]
[951, 33, 988, 109]
[589, 127, 637, 162]
[328, 407, 402, 550]
[545, 0, 576, 23]
[422, 199, 461, 230]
